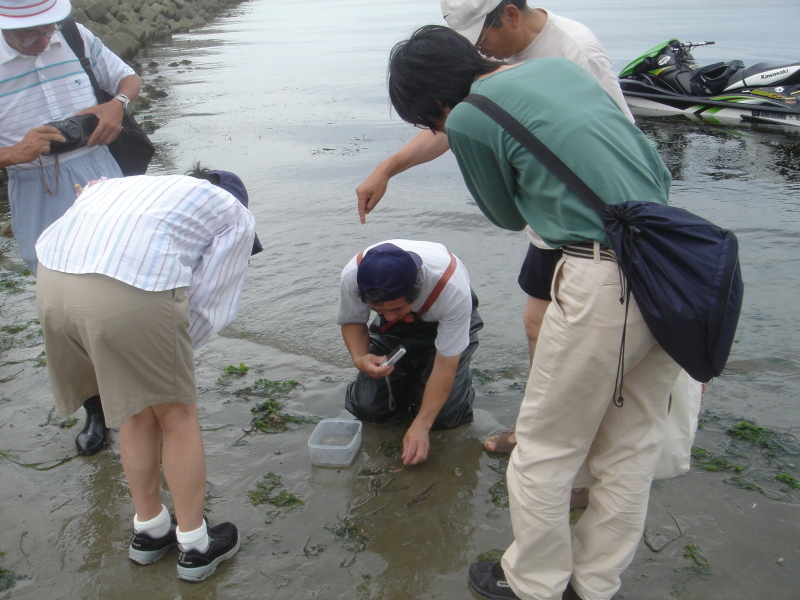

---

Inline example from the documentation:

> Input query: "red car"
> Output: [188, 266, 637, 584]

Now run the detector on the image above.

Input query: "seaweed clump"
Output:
[726, 421, 794, 454]
[377, 438, 402, 459]
[217, 362, 249, 385]
[692, 414, 800, 501]
[690, 446, 746, 473]
[324, 518, 371, 553]
[236, 378, 320, 433]
[477, 548, 505, 562]
[486, 453, 510, 508]
[0, 552, 28, 592]
[248, 472, 304, 509]
[675, 540, 712, 578]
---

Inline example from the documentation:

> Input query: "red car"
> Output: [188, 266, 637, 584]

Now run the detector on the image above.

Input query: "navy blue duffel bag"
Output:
[463, 95, 743, 383]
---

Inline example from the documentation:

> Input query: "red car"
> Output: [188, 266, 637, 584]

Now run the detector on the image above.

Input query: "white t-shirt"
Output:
[336, 239, 473, 357]
[511, 8, 634, 123]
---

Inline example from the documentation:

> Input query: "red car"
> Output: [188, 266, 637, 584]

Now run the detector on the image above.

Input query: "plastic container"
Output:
[308, 419, 362, 467]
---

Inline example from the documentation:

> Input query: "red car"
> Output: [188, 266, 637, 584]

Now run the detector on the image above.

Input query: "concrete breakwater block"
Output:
[69, 0, 248, 60]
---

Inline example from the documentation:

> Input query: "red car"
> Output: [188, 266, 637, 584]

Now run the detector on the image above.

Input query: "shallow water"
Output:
[2, 1, 800, 598]
[140, 0, 800, 427]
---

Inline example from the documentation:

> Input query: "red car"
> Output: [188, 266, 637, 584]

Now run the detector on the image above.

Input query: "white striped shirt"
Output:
[0, 24, 134, 167]
[36, 175, 257, 348]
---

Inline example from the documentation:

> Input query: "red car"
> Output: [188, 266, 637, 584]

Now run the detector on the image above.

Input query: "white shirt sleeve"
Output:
[335, 258, 372, 325]
[431, 287, 473, 357]
[187, 202, 255, 348]
[580, 54, 635, 123]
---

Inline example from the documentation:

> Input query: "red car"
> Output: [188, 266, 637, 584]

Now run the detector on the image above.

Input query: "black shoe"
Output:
[468, 561, 521, 600]
[129, 519, 178, 565]
[562, 582, 585, 600]
[177, 522, 240, 582]
[75, 395, 107, 455]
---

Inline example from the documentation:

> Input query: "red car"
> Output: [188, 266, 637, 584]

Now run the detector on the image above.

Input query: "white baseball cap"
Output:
[0, 0, 72, 30]
[441, 0, 504, 44]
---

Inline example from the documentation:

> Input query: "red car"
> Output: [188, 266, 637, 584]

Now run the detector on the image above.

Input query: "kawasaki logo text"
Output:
[762, 69, 789, 79]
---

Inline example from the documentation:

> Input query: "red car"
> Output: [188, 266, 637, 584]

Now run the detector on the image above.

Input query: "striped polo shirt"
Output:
[36, 175, 257, 347]
[0, 23, 134, 168]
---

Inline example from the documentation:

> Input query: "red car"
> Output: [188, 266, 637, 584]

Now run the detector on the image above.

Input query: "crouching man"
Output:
[35, 167, 260, 582]
[337, 240, 482, 465]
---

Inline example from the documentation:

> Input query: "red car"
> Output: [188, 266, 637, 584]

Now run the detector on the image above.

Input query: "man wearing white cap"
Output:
[356, 1, 632, 225]
[356, 1, 634, 435]
[0, 0, 142, 454]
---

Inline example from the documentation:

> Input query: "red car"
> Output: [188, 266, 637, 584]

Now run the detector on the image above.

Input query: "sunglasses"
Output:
[10, 22, 62, 47]
[475, 17, 498, 49]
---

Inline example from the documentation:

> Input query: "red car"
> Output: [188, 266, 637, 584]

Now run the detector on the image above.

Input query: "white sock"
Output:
[177, 522, 209, 553]
[133, 504, 171, 539]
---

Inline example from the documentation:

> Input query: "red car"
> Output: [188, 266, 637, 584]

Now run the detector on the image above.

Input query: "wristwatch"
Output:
[114, 93, 133, 115]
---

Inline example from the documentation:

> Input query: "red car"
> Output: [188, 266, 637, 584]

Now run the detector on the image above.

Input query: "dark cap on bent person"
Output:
[0, 0, 72, 29]
[441, 0, 504, 44]
[205, 169, 263, 256]
[357, 243, 423, 300]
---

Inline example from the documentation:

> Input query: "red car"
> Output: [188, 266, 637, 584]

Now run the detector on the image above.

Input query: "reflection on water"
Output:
[638, 116, 800, 183]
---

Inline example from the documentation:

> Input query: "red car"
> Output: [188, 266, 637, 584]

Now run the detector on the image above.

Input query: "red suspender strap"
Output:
[417, 252, 457, 316]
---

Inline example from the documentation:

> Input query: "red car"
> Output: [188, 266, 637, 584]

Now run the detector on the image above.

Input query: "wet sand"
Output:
[2, 236, 799, 599]
[3, 0, 800, 597]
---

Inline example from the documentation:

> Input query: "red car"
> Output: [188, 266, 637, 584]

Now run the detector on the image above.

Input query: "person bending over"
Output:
[35, 167, 261, 582]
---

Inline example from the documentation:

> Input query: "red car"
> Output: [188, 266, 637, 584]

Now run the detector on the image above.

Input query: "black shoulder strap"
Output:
[60, 18, 108, 104]
[461, 94, 607, 216]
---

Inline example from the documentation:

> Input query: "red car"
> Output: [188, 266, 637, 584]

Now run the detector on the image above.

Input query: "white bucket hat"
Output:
[0, 0, 72, 30]
[441, 0, 504, 44]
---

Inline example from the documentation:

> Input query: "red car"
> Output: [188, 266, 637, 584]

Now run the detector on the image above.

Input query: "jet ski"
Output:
[618, 40, 800, 128]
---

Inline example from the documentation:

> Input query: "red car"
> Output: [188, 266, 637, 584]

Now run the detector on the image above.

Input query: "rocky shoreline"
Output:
[70, 0, 252, 60]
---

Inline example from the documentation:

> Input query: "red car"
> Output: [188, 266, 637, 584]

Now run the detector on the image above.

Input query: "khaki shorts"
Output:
[36, 267, 197, 428]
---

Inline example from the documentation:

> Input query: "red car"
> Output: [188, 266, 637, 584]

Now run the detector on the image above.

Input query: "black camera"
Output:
[46, 114, 99, 154]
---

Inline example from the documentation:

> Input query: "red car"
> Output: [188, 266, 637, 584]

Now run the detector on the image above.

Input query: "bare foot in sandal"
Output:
[484, 430, 517, 453]
[483, 431, 590, 509]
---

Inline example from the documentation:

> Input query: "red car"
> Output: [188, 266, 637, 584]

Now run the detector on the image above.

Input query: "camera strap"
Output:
[38, 156, 59, 196]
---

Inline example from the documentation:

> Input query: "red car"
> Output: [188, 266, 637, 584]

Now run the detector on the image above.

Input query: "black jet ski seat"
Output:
[690, 61, 745, 95]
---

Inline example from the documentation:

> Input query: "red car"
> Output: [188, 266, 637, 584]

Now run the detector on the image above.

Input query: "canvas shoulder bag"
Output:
[60, 18, 155, 176]
[461, 94, 743, 383]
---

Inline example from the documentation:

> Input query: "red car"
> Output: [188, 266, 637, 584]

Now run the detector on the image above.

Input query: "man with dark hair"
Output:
[0, 0, 142, 456]
[337, 240, 482, 465]
[356, 0, 635, 454]
[387, 26, 680, 600]
[35, 169, 260, 582]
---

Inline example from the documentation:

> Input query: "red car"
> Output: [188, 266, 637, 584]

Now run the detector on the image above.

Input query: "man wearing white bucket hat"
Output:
[0, 0, 141, 455]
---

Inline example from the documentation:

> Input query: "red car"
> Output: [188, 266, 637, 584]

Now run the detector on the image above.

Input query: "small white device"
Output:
[380, 345, 406, 367]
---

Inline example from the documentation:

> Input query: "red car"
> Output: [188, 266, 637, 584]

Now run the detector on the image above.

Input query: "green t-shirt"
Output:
[445, 57, 671, 248]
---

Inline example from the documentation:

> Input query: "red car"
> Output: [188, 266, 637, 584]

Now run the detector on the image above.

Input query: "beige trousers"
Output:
[502, 252, 680, 600]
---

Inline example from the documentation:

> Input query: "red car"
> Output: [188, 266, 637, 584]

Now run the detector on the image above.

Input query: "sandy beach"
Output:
[2, 0, 800, 598]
